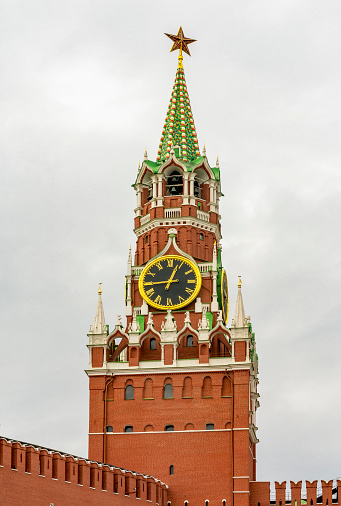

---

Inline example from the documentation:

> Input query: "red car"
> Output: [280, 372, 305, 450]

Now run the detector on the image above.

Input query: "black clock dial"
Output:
[221, 269, 229, 324]
[139, 255, 201, 310]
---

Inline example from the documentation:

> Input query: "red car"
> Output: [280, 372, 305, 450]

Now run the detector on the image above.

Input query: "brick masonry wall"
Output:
[88, 369, 254, 505]
[0, 438, 168, 506]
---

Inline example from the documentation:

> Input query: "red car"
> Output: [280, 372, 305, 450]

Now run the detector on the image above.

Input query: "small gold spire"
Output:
[238, 276, 242, 288]
[98, 283, 102, 294]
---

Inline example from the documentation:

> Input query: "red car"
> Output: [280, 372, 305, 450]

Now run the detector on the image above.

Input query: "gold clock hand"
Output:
[165, 265, 179, 290]
[144, 280, 179, 286]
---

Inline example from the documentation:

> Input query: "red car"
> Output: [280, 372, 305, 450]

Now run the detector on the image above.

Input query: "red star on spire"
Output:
[165, 26, 196, 57]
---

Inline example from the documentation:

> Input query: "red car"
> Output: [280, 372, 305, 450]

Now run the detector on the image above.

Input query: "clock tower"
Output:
[86, 27, 259, 506]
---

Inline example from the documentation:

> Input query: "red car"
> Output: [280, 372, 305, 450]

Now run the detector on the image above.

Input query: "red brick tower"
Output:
[86, 27, 259, 506]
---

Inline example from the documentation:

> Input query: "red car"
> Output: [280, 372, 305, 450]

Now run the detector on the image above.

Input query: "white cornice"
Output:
[134, 216, 221, 240]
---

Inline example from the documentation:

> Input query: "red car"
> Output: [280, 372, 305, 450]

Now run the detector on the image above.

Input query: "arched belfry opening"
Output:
[166, 170, 183, 196]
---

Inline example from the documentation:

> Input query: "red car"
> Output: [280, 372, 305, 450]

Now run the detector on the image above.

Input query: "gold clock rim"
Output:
[221, 268, 229, 324]
[138, 255, 202, 310]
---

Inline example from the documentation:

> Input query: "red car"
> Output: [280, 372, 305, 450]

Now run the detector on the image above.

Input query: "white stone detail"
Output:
[195, 297, 202, 313]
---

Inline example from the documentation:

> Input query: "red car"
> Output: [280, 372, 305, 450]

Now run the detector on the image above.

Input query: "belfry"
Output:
[87, 27, 259, 505]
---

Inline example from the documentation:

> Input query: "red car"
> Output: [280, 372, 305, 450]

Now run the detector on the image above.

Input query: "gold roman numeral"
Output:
[185, 269, 193, 275]
[167, 259, 173, 267]
[178, 296, 185, 303]
[155, 262, 163, 271]
[148, 271, 156, 277]
[187, 279, 196, 283]
[166, 298, 173, 306]
[185, 288, 194, 295]
[146, 288, 155, 297]
[154, 295, 162, 304]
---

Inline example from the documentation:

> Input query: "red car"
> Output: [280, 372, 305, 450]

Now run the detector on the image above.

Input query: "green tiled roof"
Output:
[156, 65, 200, 163]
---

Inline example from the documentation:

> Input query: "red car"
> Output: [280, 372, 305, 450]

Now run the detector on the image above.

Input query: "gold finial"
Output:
[238, 276, 242, 288]
[98, 283, 102, 294]
[165, 26, 196, 69]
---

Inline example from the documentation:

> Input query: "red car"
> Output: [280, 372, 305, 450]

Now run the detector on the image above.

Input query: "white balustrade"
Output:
[164, 208, 181, 218]
[197, 210, 210, 222]
[140, 213, 151, 226]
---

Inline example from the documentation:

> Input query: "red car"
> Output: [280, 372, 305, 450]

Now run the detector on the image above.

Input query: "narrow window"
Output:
[124, 425, 133, 432]
[106, 425, 113, 432]
[206, 501, 209, 506]
[206, 423, 214, 430]
[310, 501, 313, 506]
[150, 338, 156, 350]
[198, 201, 201, 209]
[164, 383, 173, 399]
[146, 235, 149, 243]
[200, 233, 204, 240]
[326, 501, 328, 506]
[185, 502, 188, 505]
[258, 502, 260, 506]
[280, 501, 282, 505]
[166, 171, 183, 196]
[125, 385, 134, 400]
[169, 465, 174, 475]
[165, 425, 174, 431]
[223, 501, 226, 506]
[186, 335, 193, 347]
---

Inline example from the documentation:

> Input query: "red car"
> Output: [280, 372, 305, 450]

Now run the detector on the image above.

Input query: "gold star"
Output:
[165, 26, 196, 57]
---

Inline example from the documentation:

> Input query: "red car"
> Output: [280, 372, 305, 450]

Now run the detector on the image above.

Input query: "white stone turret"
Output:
[125, 247, 133, 316]
[211, 241, 219, 312]
[231, 276, 247, 328]
[89, 284, 107, 335]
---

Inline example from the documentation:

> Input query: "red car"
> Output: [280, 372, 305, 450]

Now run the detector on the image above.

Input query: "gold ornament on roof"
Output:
[165, 26, 196, 69]
[238, 276, 242, 288]
[98, 283, 102, 294]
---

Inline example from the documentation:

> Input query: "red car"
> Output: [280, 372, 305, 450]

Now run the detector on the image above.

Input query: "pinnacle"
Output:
[156, 65, 200, 164]
[233, 277, 247, 328]
[90, 288, 107, 334]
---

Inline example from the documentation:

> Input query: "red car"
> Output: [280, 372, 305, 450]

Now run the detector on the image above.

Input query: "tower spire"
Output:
[90, 283, 107, 334]
[233, 276, 246, 327]
[157, 28, 199, 163]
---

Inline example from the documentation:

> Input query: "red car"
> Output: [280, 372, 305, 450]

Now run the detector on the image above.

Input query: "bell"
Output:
[170, 186, 177, 194]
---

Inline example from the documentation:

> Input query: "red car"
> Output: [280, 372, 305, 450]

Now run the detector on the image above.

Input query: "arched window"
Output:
[186, 335, 193, 347]
[166, 171, 183, 196]
[206, 501, 209, 506]
[280, 501, 282, 505]
[106, 425, 113, 433]
[169, 465, 174, 475]
[194, 177, 201, 198]
[125, 385, 134, 400]
[199, 232, 204, 240]
[165, 425, 174, 431]
[164, 381, 173, 399]
[124, 426, 133, 432]
[182, 376, 193, 398]
[143, 378, 153, 399]
[201, 376, 212, 397]
[206, 423, 214, 430]
[150, 338, 156, 350]
[221, 376, 231, 397]
[223, 501, 226, 506]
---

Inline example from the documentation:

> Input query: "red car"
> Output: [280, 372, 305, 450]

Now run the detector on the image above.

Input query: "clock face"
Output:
[139, 255, 201, 310]
[221, 269, 229, 324]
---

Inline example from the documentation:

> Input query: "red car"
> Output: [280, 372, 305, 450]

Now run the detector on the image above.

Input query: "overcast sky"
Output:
[1, 0, 340, 489]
